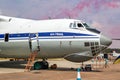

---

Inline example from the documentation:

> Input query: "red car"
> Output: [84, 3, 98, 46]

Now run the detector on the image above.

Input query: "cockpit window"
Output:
[77, 23, 83, 27]
[69, 23, 73, 28]
[69, 22, 84, 29]
[73, 22, 76, 28]
[69, 21, 100, 34]
[83, 23, 90, 28]
[69, 23, 76, 29]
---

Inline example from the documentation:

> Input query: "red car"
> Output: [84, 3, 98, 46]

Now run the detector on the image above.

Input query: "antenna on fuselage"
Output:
[67, 14, 72, 19]
[48, 16, 52, 19]
[68, 15, 71, 19]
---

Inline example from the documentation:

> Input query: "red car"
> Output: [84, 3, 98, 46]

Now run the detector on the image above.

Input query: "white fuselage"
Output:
[0, 16, 111, 62]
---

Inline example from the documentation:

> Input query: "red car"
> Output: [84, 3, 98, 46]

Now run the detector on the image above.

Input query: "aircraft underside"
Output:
[0, 39, 100, 62]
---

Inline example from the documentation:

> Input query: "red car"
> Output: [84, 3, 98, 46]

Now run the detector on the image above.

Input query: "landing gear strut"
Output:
[34, 59, 49, 70]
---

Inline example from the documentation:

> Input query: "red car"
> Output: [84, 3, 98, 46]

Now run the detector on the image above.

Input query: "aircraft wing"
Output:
[0, 15, 35, 30]
[0, 15, 34, 22]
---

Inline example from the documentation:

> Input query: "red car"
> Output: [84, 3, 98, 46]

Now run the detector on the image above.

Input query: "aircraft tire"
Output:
[34, 61, 49, 70]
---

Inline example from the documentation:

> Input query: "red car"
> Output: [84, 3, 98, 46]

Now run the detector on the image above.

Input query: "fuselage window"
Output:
[5, 33, 9, 42]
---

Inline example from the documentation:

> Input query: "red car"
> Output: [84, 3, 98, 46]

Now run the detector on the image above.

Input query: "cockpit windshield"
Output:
[82, 23, 90, 28]
[69, 21, 100, 34]
[77, 23, 83, 28]
[69, 22, 84, 29]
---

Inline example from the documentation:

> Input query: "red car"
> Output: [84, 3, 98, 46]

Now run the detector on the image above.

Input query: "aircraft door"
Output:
[28, 33, 40, 52]
[4, 33, 9, 42]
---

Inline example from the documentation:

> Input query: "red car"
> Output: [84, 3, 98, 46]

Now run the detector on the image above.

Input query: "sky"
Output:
[0, 0, 120, 48]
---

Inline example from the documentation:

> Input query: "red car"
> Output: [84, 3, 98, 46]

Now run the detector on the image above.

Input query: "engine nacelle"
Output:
[64, 51, 93, 62]
[0, 16, 12, 22]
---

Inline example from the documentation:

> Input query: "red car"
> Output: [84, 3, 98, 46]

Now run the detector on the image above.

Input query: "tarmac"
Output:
[0, 59, 120, 80]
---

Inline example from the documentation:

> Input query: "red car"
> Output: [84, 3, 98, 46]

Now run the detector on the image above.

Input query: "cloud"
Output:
[105, 1, 120, 8]
[0, 0, 119, 19]
[91, 21, 103, 28]
[108, 26, 120, 38]
[48, 0, 120, 20]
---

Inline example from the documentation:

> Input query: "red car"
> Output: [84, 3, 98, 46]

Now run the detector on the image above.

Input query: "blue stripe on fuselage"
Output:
[0, 32, 97, 39]
[38, 32, 95, 37]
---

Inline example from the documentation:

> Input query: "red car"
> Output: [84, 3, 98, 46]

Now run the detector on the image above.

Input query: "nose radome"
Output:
[100, 35, 112, 46]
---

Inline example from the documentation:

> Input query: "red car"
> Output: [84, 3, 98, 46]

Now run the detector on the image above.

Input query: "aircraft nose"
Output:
[100, 35, 112, 46]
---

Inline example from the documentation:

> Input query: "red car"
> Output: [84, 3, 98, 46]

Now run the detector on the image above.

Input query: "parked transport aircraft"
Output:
[0, 15, 112, 69]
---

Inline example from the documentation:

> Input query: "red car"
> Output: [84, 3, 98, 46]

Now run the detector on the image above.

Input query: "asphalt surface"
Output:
[0, 59, 119, 80]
